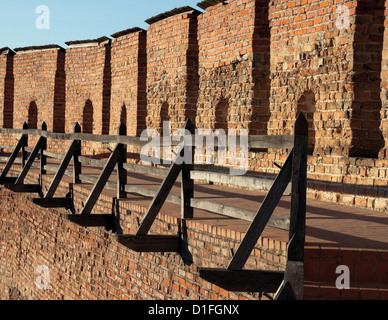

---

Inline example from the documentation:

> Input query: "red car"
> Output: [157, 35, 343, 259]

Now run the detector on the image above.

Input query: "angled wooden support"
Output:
[136, 147, 184, 236]
[227, 151, 293, 271]
[198, 113, 308, 300]
[32, 138, 79, 210]
[15, 135, 46, 185]
[117, 146, 185, 253]
[0, 133, 28, 184]
[274, 112, 308, 300]
[67, 136, 120, 228]
[181, 119, 194, 219]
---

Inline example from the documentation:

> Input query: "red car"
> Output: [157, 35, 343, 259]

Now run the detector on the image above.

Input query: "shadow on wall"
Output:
[53, 51, 66, 133]
[3, 54, 14, 128]
[350, 0, 385, 158]
[249, 0, 271, 135]
[102, 45, 112, 135]
[28, 101, 38, 129]
[297, 90, 316, 155]
[83, 99, 93, 134]
[120, 103, 127, 128]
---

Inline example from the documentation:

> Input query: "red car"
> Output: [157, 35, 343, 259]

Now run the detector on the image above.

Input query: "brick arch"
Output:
[297, 90, 316, 155]
[160, 101, 170, 135]
[214, 98, 230, 134]
[28, 101, 38, 129]
[120, 103, 127, 128]
[82, 99, 93, 134]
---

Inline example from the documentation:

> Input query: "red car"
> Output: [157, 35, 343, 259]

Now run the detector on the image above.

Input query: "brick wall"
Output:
[65, 38, 111, 135]
[110, 28, 147, 136]
[0, 48, 14, 129]
[196, 0, 270, 135]
[13, 46, 65, 132]
[0, 167, 284, 300]
[146, 7, 200, 132]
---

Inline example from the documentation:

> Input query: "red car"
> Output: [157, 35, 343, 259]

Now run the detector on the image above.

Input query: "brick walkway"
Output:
[2, 159, 388, 299]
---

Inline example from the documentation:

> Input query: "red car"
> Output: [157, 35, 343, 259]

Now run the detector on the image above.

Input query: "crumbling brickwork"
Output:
[145, 7, 200, 132]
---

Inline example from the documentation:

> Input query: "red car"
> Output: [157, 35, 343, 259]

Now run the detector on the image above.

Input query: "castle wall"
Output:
[145, 8, 200, 132]
[65, 39, 111, 135]
[13, 47, 65, 132]
[110, 28, 147, 136]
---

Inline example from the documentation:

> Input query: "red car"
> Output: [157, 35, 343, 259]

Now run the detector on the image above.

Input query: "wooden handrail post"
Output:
[22, 122, 28, 168]
[117, 122, 127, 199]
[181, 119, 194, 219]
[40, 122, 47, 176]
[73, 122, 82, 184]
[277, 112, 308, 300]
[289, 112, 308, 261]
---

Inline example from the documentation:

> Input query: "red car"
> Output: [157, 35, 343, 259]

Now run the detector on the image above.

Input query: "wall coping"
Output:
[145, 6, 202, 25]
[65, 36, 111, 48]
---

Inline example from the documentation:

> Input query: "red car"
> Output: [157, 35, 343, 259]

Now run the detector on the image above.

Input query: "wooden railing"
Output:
[0, 113, 308, 300]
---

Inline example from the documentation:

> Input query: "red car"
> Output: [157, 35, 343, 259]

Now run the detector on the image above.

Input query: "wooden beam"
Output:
[288, 112, 308, 262]
[40, 122, 47, 175]
[79, 145, 119, 215]
[117, 235, 180, 252]
[189, 198, 290, 231]
[44, 140, 77, 198]
[199, 268, 285, 292]
[181, 119, 194, 219]
[15, 136, 45, 184]
[135, 147, 184, 236]
[73, 123, 82, 184]
[5, 184, 41, 193]
[190, 170, 291, 193]
[0, 134, 27, 181]
[227, 151, 293, 271]
[117, 123, 127, 199]
[21, 122, 28, 168]
[33, 197, 72, 210]
[67, 214, 115, 229]
[0, 177, 17, 184]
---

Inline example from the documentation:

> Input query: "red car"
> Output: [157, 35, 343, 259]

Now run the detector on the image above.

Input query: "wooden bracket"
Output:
[116, 235, 180, 252]
[198, 113, 308, 300]
[0, 133, 28, 184]
[5, 183, 41, 194]
[68, 123, 126, 230]
[199, 268, 285, 293]
[33, 197, 72, 210]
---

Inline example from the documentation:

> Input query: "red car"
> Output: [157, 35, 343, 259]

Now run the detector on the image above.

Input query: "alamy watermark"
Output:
[335, 5, 350, 30]
[35, 265, 50, 290]
[336, 265, 350, 290]
[35, 5, 50, 30]
[140, 122, 249, 176]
